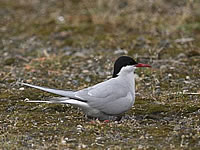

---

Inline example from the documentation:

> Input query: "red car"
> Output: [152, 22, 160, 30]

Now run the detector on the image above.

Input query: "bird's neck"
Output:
[118, 71, 135, 92]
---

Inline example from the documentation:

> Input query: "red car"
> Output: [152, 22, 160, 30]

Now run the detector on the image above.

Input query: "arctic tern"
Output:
[21, 56, 151, 121]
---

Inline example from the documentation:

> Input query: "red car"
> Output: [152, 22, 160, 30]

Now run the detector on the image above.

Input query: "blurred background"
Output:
[0, 0, 200, 149]
[1, 0, 200, 56]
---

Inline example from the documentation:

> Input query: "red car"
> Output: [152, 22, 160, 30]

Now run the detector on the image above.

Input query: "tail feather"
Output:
[26, 97, 70, 103]
[21, 82, 75, 97]
[20, 82, 90, 108]
[27, 97, 90, 108]
[27, 100, 53, 103]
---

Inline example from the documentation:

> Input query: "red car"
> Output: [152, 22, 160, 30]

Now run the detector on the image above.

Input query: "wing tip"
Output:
[16, 81, 32, 87]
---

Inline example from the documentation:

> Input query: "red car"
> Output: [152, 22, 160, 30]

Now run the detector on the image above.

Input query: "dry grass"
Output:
[59, 0, 197, 34]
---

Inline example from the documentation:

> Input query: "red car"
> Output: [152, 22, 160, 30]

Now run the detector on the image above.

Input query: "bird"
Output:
[20, 56, 151, 121]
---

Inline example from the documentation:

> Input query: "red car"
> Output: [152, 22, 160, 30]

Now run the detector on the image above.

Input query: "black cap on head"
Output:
[113, 56, 137, 78]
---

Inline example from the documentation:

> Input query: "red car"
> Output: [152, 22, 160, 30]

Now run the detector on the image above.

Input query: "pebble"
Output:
[138, 144, 143, 149]
[168, 73, 172, 77]
[114, 48, 128, 55]
[57, 16, 65, 23]
[159, 39, 170, 48]
[87, 60, 93, 64]
[74, 52, 86, 58]
[85, 76, 91, 82]
[185, 76, 190, 80]
[19, 87, 25, 91]
[174, 125, 181, 131]
[61, 139, 66, 144]
[155, 88, 161, 95]
[82, 70, 89, 73]
[96, 137, 104, 140]
[77, 125, 83, 132]
[160, 65, 167, 70]
[177, 53, 186, 59]
[175, 37, 194, 44]
[78, 144, 87, 148]
[61, 137, 78, 144]
[64, 51, 73, 56]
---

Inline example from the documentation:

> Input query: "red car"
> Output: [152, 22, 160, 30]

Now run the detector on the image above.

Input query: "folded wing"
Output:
[75, 78, 134, 115]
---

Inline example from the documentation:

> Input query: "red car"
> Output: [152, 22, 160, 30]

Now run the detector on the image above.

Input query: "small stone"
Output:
[85, 76, 91, 82]
[183, 90, 188, 93]
[114, 48, 128, 55]
[74, 52, 86, 58]
[57, 16, 65, 23]
[26, 79, 32, 83]
[155, 89, 161, 95]
[19, 87, 25, 91]
[177, 53, 186, 59]
[64, 51, 72, 56]
[77, 125, 83, 132]
[159, 39, 170, 48]
[168, 73, 172, 77]
[96, 137, 104, 140]
[138, 145, 143, 149]
[145, 82, 151, 86]
[139, 135, 144, 139]
[64, 137, 76, 142]
[3, 52, 8, 56]
[82, 70, 89, 73]
[174, 125, 181, 131]
[77, 125, 83, 128]
[175, 37, 194, 44]
[61, 139, 66, 144]
[79, 144, 87, 148]
[87, 60, 93, 64]
[160, 65, 167, 70]
[186, 76, 190, 80]
[163, 117, 170, 121]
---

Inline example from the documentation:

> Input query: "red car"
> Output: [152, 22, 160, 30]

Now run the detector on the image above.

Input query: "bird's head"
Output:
[113, 56, 151, 78]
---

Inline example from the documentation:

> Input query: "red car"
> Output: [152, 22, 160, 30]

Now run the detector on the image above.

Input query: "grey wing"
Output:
[75, 79, 134, 115]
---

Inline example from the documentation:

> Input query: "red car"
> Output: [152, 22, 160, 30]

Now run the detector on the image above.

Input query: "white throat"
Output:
[117, 66, 136, 93]
[117, 66, 136, 77]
